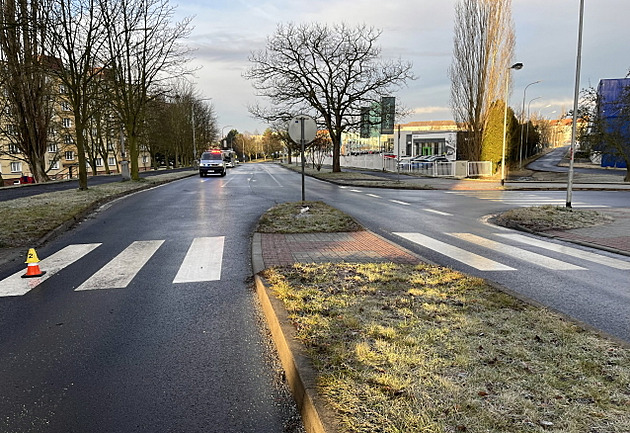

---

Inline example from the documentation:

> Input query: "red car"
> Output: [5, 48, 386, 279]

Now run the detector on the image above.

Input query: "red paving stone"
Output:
[260, 231, 419, 267]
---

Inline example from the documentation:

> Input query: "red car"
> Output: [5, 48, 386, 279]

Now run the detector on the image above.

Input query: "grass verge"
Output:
[492, 205, 614, 232]
[0, 171, 194, 249]
[262, 262, 630, 433]
[256, 201, 363, 233]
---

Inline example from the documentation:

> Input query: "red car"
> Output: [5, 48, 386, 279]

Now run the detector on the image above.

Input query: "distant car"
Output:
[199, 150, 226, 177]
[411, 155, 450, 169]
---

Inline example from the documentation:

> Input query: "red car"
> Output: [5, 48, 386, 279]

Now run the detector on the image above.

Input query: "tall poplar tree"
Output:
[449, 0, 515, 161]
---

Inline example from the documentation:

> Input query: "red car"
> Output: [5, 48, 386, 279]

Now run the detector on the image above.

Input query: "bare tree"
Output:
[245, 22, 414, 172]
[449, 0, 515, 161]
[46, 0, 110, 189]
[99, 0, 192, 180]
[0, 0, 56, 183]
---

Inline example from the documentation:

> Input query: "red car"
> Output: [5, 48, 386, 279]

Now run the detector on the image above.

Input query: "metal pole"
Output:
[566, 0, 585, 209]
[519, 81, 541, 169]
[301, 117, 306, 202]
[501, 63, 523, 186]
[501, 78, 510, 186]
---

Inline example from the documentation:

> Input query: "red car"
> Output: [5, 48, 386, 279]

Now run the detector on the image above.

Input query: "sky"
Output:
[173, 0, 630, 135]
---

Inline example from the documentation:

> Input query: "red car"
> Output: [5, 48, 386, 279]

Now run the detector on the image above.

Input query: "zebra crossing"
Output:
[0, 237, 225, 297]
[444, 191, 608, 208]
[394, 231, 630, 272]
[2, 231, 628, 298]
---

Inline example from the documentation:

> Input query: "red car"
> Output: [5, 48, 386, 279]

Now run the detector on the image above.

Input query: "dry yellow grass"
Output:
[263, 262, 630, 433]
[0, 171, 194, 248]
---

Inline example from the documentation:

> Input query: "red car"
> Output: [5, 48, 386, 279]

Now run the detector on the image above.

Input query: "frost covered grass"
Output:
[263, 262, 630, 433]
[0, 171, 194, 248]
[492, 205, 613, 232]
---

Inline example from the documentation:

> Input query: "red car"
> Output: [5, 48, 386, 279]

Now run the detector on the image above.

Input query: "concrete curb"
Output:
[252, 234, 340, 433]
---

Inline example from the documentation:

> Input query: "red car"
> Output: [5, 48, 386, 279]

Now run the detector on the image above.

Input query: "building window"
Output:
[65, 151, 75, 160]
[48, 143, 58, 153]
[61, 101, 71, 111]
[108, 157, 116, 166]
[8, 144, 20, 154]
[62, 118, 72, 128]
[64, 134, 74, 144]
[49, 160, 59, 170]
[95, 158, 103, 167]
[142, 155, 149, 164]
[10, 161, 21, 173]
[59, 84, 66, 94]
[7, 124, 17, 135]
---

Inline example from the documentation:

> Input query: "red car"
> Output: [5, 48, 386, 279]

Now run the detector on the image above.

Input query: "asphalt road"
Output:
[2, 163, 630, 432]
[527, 145, 627, 177]
[0, 167, 303, 433]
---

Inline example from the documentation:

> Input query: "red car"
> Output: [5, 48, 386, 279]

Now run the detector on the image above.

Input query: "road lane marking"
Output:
[75, 240, 164, 291]
[366, 193, 381, 198]
[390, 200, 410, 206]
[394, 232, 514, 271]
[449, 233, 585, 270]
[350, 189, 362, 193]
[497, 233, 630, 270]
[423, 209, 452, 216]
[173, 236, 224, 283]
[0, 244, 101, 297]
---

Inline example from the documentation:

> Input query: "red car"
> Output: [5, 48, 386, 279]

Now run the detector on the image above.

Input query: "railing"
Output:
[315, 154, 493, 178]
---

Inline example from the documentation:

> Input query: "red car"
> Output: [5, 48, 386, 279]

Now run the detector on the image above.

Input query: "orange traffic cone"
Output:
[21, 248, 46, 278]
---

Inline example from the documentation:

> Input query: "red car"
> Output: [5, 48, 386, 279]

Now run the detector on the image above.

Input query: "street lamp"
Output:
[567, 0, 585, 209]
[501, 62, 523, 186]
[519, 80, 541, 169]
[192, 97, 212, 163]
[221, 125, 233, 149]
[525, 97, 542, 158]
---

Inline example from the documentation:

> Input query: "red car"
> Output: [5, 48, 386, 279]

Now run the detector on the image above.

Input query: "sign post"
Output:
[288, 115, 317, 201]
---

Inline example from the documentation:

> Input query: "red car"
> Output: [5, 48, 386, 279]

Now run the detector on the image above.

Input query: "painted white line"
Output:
[0, 244, 101, 297]
[394, 232, 514, 271]
[390, 200, 411, 206]
[497, 233, 630, 270]
[366, 193, 381, 198]
[338, 186, 348, 189]
[173, 237, 224, 283]
[423, 208, 452, 216]
[76, 240, 164, 291]
[449, 233, 585, 271]
[350, 189, 362, 193]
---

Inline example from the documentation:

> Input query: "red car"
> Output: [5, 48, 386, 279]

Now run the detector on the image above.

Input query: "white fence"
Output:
[317, 154, 492, 178]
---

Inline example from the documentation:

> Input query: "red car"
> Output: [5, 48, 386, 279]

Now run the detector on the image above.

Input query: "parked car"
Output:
[411, 155, 450, 168]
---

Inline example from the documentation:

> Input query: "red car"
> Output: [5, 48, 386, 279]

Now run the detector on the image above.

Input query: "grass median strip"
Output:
[262, 262, 630, 433]
[0, 171, 194, 249]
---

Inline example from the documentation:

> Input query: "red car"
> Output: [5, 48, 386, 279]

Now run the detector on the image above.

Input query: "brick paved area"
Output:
[260, 231, 419, 267]
[547, 208, 630, 255]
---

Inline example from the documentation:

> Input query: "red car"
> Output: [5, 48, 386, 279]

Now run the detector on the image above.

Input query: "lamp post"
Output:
[221, 125, 233, 150]
[567, 0, 585, 209]
[191, 97, 212, 163]
[519, 80, 541, 169]
[525, 97, 542, 159]
[501, 62, 523, 186]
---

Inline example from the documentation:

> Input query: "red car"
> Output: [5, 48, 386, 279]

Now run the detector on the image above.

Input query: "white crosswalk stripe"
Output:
[75, 240, 164, 291]
[0, 244, 102, 297]
[173, 236, 224, 283]
[0, 237, 227, 297]
[394, 232, 515, 271]
[395, 231, 630, 272]
[448, 233, 585, 270]
[444, 191, 608, 208]
[496, 233, 630, 270]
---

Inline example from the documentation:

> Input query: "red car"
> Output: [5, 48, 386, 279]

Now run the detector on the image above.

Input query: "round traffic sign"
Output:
[288, 115, 317, 144]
